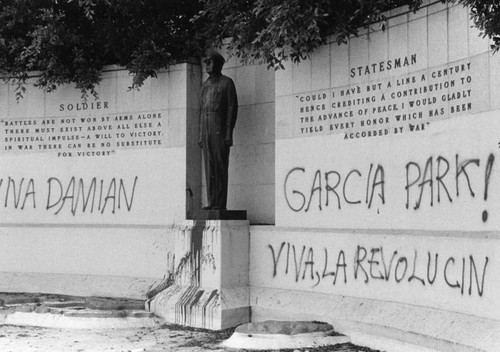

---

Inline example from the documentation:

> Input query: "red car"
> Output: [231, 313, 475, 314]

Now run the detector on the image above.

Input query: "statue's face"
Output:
[206, 58, 215, 74]
[205, 58, 221, 75]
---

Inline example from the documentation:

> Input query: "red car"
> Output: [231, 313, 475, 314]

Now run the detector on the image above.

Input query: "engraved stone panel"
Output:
[275, 4, 498, 231]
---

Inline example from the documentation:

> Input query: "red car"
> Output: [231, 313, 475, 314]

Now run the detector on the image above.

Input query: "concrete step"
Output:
[0, 292, 160, 329]
[223, 320, 351, 350]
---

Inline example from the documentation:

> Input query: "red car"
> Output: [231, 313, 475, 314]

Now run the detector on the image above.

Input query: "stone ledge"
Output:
[193, 209, 247, 220]
[235, 320, 336, 335]
[148, 285, 250, 330]
[0, 273, 158, 300]
[224, 320, 350, 350]
[2, 311, 160, 329]
[250, 287, 500, 352]
[0, 292, 158, 329]
[0, 292, 145, 311]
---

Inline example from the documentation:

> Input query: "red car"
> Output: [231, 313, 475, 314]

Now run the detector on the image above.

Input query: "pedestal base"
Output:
[147, 219, 250, 330]
[194, 210, 247, 220]
[147, 285, 249, 330]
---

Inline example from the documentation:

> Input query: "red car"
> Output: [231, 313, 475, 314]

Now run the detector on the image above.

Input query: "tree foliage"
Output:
[0, 0, 499, 97]
[0, 0, 202, 97]
[195, 0, 423, 69]
[463, 0, 500, 52]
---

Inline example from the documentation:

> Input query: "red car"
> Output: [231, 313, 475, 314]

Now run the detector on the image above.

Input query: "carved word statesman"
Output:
[198, 50, 238, 210]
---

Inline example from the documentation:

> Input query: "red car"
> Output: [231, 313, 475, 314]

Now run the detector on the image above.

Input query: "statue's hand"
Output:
[225, 135, 233, 147]
[198, 140, 203, 148]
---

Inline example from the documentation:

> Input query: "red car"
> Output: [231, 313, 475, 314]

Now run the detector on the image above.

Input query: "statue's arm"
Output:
[225, 78, 238, 146]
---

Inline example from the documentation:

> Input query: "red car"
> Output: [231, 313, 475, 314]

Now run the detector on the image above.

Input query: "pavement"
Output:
[0, 324, 378, 352]
[0, 324, 228, 352]
[0, 293, 380, 352]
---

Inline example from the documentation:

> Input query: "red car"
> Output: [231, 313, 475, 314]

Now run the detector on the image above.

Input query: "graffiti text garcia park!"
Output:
[284, 153, 495, 222]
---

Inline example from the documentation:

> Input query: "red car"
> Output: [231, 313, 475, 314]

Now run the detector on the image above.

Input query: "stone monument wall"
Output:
[249, 2, 500, 350]
[274, 2, 498, 231]
[0, 63, 201, 298]
[1, 2, 499, 348]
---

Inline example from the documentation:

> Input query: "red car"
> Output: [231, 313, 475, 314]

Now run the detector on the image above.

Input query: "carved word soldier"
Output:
[198, 50, 238, 210]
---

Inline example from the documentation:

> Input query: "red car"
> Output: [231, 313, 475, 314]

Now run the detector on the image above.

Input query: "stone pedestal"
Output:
[147, 218, 249, 330]
[194, 209, 247, 220]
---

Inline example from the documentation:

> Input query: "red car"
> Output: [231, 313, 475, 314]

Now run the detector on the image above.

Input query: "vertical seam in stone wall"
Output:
[184, 64, 189, 108]
[328, 40, 332, 89]
[446, 3, 450, 65]
[308, 54, 313, 93]
[347, 38, 351, 87]
[6, 82, 10, 117]
[466, 6, 471, 59]
[43, 89, 46, 118]
[386, 25, 390, 81]
[488, 39, 491, 112]
[114, 70, 119, 118]
[426, 8, 430, 69]
[149, 70, 153, 109]
[367, 29, 371, 80]
[406, 12, 410, 78]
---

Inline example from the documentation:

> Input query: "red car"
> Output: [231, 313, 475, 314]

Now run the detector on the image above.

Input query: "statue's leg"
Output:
[218, 145, 230, 209]
[202, 142, 214, 209]
[212, 135, 229, 209]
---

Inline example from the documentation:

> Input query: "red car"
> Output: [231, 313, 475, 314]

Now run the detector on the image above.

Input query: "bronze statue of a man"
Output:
[198, 50, 238, 210]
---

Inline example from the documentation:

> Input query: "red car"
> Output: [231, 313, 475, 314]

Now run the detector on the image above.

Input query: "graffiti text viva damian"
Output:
[0, 176, 138, 215]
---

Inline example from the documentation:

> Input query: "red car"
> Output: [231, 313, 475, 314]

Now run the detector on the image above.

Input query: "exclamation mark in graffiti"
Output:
[482, 153, 495, 222]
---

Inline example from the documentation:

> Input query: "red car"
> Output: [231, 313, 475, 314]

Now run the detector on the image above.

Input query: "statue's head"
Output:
[204, 49, 225, 74]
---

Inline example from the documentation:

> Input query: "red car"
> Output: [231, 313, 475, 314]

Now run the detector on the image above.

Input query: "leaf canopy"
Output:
[0, 0, 498, 96]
